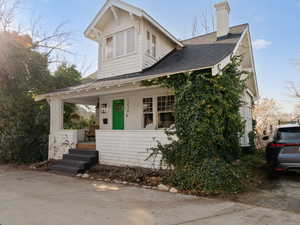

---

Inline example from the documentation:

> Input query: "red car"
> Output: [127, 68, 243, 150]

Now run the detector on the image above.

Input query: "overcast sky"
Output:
[20, 0, 300, 113]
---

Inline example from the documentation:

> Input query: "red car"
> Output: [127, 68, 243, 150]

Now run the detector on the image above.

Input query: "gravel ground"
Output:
[236, 171, 300, 213]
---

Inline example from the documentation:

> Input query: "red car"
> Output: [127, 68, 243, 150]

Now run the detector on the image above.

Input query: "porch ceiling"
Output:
[64, 96, 98, 105]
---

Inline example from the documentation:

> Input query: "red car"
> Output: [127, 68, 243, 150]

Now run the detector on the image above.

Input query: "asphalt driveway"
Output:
[0, 166, 300, 225]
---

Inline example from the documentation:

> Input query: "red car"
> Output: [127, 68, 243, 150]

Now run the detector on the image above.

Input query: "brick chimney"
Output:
[214, 1, 231, 38]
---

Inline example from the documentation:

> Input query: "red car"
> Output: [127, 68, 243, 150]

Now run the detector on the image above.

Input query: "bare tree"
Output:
[289, 82, 300, 98]
[192, 17, 199, 37]
[253, 98, 281, 148]
[191, 8, 215, 37]
[0, 0, 20, 31]
[29, 20, 73, 64]
[0, 0, 73, 65]
[200, 8, 215, 34]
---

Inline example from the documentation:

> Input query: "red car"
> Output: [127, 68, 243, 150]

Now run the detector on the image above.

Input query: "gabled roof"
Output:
[36, 24, 250, 100]
[81, 71, 97, 84]
[85, 0, 184, 47]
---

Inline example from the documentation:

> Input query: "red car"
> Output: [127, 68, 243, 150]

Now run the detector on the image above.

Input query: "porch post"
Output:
[49, 98, 64, 133]
[96, 98, 100, 126]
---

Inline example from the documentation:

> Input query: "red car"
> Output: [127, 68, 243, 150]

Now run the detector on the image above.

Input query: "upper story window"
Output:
[105, 27, 136, 60]
[126, 27, 135, 54]
[116, 31, 125, 57]
[147, 31, 151, 55]
[106, 36, 113, 60]
[152, 35, 156, 58]
[146, 31, 157, 58]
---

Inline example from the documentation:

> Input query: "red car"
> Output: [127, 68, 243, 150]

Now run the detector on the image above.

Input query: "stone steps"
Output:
[50, 149, 98, 174]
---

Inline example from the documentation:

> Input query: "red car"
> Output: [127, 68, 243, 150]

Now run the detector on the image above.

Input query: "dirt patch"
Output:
[0, 160, 56, 173]
[29, 160, 56, 171]
[88, 164, 167, 186]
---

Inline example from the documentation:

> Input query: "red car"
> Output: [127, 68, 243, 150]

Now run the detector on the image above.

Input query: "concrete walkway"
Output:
[0, 168, 299, 225]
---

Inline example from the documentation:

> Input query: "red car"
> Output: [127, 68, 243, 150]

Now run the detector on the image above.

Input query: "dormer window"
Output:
[106, 36, 113, 59]
[116, 31, 125, 57]
[152, 34, 156, 58]
[105, 27, 136, 60]
[126, 27, 135, 54]
[146, 31, 156, 58]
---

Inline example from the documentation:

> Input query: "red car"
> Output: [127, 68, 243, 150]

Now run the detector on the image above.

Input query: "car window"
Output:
[276, 127, 300, 140]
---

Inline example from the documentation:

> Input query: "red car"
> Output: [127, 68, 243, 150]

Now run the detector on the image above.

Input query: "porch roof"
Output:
[36, 24, 248, 101]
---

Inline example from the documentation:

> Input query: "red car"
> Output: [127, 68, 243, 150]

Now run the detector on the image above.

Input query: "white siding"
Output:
[240, 91, 253, 146]
[48, 130, 85, 160]
[99, 87, 173, 130]
[142, 20, 176, 69]
[97, 9, 143, 79]
[96, 130, 170, 168]
[96, 8, 176, 79]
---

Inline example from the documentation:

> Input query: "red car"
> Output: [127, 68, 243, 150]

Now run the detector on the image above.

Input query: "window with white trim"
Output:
[126, 27, 135, 54]
[146, 31, 151, 55]
[105, 27, 135, 60]
[143, 97, 154, 129]
[157, 96, 175, 129]
[152, 34, 156, 58]
[146, 31, 156, 58]
[106, 36, 113, 59]
[116, 31, 125, 57]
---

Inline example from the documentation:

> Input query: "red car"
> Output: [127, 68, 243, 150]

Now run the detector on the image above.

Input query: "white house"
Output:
[36, 0, 259, 170]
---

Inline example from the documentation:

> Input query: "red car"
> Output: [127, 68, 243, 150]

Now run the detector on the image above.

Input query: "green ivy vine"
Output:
[144, 56, 254, 194]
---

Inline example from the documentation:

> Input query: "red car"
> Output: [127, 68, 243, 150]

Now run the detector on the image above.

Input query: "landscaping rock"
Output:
[170, 187, 178, 193]
[158, 184, 169, 191]
[76, 173, 82, 177]
[149, 177, 161, 186]
[81, 173, 90, 179]
[143, 185, 152, 189]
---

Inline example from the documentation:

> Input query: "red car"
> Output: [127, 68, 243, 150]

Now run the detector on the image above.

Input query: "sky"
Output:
[19, 0, 300, 113]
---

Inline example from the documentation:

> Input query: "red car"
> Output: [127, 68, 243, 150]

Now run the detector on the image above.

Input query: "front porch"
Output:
[48, 85, 173, 169]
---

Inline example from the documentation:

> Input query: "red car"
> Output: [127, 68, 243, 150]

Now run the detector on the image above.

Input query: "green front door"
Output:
[112, 99, 124, 130]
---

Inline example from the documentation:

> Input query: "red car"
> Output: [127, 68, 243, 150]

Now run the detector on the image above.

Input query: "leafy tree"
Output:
[52, 63, 82, 128]
[0, 32, 81, 163]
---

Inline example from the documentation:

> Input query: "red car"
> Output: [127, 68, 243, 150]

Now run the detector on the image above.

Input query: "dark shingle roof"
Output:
[41, 24, 248, 96]
[98, 23, 248, 82]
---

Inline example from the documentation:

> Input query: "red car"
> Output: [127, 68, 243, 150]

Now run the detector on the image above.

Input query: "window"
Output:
[157, 96, 175, 129]
[126, 27, 135, 53]
[152, 34, 156, 58]
[143, 98, 154, 129]
[101, 104, 108, 113]
[146, 31, 157, 58]
[106, 36, 113, 59]
[105, 27, 135, 60]
[116, 31, 125, 57]
[146, 31, 151, 55]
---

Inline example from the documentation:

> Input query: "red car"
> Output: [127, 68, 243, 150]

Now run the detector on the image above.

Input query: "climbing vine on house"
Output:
[144, 56, 255, 194]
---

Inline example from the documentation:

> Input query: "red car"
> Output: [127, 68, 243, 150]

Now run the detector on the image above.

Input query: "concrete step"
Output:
[55, 159, 89, 170]
[69, 149, 98, 157]
[63, 153, 95, 162]
[50, 164, 83, 174]
[50, 149, 98, 175]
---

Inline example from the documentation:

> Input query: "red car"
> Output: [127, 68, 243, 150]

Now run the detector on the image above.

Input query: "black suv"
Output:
[265, 124, 300, 171]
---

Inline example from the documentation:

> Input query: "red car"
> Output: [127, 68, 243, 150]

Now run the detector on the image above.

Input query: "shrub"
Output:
[167, 159, 248, 194]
